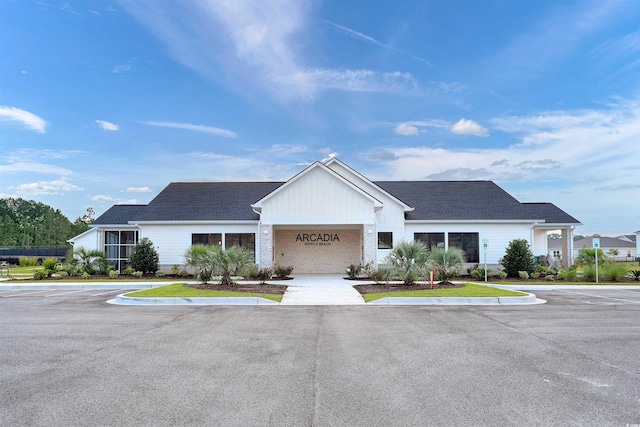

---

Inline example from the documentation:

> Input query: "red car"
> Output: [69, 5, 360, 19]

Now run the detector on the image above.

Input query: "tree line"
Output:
[0, 198, 93, 248]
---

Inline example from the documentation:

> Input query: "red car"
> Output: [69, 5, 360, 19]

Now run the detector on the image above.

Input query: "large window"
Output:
[448, 232, 479, 263]
[225, 233, 255, 254]
[378, 232, 393, 249]
[414, 233, 445, 251]
[192, 233, 222, 247]
[104, 230, 138, 272]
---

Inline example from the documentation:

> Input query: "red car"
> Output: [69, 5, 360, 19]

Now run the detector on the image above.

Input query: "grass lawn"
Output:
[2, 266, 41, 279]
[125, 284, 283, 302]
[362, 283, 528, 302]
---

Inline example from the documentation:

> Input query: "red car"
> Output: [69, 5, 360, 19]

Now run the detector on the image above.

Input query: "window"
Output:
[414, 233, 445, 251]
[192, 233, 222, 247]
[378, 232, 393, 249]
[448, 232, 479, 263]
[225, 233, 256, 254]
[104, 230, 139, 272]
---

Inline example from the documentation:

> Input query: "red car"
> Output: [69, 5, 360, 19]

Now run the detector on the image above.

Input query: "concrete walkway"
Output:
[279, 274, 366, 305]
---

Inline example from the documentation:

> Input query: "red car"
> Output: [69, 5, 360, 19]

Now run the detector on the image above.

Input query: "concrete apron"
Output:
[279, 274, 366, 305]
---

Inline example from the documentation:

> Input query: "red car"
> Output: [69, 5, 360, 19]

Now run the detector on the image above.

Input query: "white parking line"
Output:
[44, 290, 89, 297]
[1, 289, 53, 297]
[91, 289, 131, 296]
[556, 289, 640, 304]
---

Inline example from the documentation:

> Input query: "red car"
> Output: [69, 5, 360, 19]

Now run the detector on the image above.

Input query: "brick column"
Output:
[561, 228, 572, 267]
[259, 224, 273, 269]
[363, 224, 377, 268]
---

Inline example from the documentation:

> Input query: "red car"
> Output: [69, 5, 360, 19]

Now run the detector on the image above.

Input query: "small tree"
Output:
[129, 237, 160, 274]
[500, 239, 537, 277]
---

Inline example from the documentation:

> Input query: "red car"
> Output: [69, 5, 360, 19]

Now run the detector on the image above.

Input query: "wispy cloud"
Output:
[0, 106, 47, 133]
[95, 120, 120, 131]
[451, 118, 489, 137]
[14, 179, 82, 196]
[119, 1, 421, 102]
[0, 162, 73, 176]
[323, 20, 432, 66]
[122, 186, 152, 193]
[141, 121, 237, 138]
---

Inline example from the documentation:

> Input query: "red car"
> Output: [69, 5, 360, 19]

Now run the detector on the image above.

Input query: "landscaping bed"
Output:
[353, 281, 463, 294]
[186, 282, 288, 295]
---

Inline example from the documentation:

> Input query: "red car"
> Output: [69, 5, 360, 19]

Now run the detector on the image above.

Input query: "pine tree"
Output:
[500, 239, 537, 277]
[129, 238, 159, 274]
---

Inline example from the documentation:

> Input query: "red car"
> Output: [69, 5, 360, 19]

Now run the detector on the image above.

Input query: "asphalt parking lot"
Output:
[1, 288, 639, 426]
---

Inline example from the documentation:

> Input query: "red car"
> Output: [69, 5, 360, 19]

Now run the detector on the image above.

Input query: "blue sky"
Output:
[1, 0, 638, 236]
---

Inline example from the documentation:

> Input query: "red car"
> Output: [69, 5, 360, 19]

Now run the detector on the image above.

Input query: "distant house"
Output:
[550, 235, 637, 262]
[70, 158, 581, 273]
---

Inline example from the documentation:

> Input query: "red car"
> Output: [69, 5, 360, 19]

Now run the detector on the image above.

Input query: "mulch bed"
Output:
[353, 281, 464, 295]
[186, 282, 288, 294]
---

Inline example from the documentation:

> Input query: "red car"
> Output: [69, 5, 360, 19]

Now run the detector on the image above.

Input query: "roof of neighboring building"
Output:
[92, 204, 146, 225]
[91, 180, 581, 225]
[573, 236, 636, 249]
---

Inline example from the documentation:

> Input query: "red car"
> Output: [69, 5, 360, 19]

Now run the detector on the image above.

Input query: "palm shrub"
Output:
[73, 247, 107, 275]
[129, 237, 160, 274]
[575, 248, 610, 266]
[429, 247, 465, 283]
[183, 245, 254, 285]
[184, 245, 216, 283]
[386, 241, 429, 285]
[557, 267, 578, 282]
[500, 239, 537, 277]
[43, 257, 59, 277]
[580, 265, 597, 282]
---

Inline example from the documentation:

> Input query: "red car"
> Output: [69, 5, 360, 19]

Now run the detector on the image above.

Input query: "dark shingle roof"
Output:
[92, 180, 580, 225]
[92, 205, 146, 225]
[522, 203, 581, 224]
[374, 181, 533, 221]
[133, 182, 284, 221]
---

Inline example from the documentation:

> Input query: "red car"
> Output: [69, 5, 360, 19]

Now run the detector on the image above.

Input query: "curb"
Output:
[368, 292, 544, 305]
[109, 293, 279, 305]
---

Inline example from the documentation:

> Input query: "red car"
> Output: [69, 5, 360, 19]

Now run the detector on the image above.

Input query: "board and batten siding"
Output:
[71, 228, 99, 250]
[403, 222, 533, 265]
[140, 223, 260, 266]
[260, 167, 376, 224]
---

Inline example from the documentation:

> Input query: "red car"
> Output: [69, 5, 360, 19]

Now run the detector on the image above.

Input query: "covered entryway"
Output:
[274, 227, 362, 274]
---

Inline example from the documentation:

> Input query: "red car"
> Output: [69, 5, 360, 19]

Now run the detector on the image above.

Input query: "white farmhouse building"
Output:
[69, 158, 581, 273]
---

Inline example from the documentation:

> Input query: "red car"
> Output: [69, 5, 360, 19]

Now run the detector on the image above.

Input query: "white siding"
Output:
[260, 167, 376, 224]
[403, 222, 533, 264]
[532, 229, 548, 256]
[70, 228, 99, 250]
[140, 223, 259, 266]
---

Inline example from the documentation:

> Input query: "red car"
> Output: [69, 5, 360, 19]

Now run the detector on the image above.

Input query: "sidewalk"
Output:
[279, 274, 366, 305]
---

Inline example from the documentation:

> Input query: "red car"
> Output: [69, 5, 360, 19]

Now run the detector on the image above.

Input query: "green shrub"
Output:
[133, 271, 143, 278]
[19, 257, 38, 267]
[124, 265, 135, 275]
[386, 241, 430, 285]
[496, 271, 507, 280]
[251, 267, 272, 283]
[129, 238, 160, 274]
[33, 269, 47, 280]
[601, 263, 628, 281]
[500, 239, 536, 277]
[43, 257, 59, 271]
[370, 266, 392, 283]
[109, 270, 119, 279]
[81, 272, 91, 279]
[557, 268, 578, 282]
[631, 270, 640, 281]
[581, 265, 597, 282]
[57, 271, 68, 277]
[470, 268, 490, 280]
[545, 275, 555, 281]
[531, 272, 540, 279]
[155, 270, 164, 277]
[518, 271, 529, 280]
[274, 265, 294, 279]
[575, 248, 610, 266]
[346, 264, 362, 279]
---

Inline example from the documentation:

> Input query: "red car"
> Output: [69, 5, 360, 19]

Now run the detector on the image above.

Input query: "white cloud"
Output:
[394, 123, 419, 136]
[141, 121, 237, 138]
[123, 186, 152, 193]
[95, 120, 120, 131]
[451, 118, 489, 137]
[0, 106, 47, 133]
[305, 69, 418, 94]
[90, 195, 114, 201]
[15, 179, 82, 196]
[0, 162, 73, 176]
